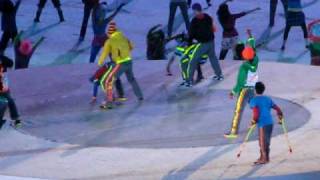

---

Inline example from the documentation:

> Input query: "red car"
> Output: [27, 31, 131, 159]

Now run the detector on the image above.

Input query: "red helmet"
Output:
[242, 46, 255, 61]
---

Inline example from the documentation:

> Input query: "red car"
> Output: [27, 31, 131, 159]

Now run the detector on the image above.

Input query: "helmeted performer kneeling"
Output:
[98, 22, 143, 109]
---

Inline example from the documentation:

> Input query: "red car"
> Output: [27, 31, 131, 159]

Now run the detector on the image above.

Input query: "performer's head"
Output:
[217, 4, 230, 23]
[108, 21, 117, 37]
[19, 39, 33, 56]
[255, 82, 266, 95]
[192, 3, 203, 16]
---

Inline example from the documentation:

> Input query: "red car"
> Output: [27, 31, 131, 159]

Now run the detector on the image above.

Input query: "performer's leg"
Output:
[34, 0, 47, 22]
[79, 4, 92, 40]
[219, 49, 228, 60]
[89, 45, 101, 63]
[52, 0, 65, 22]
[269, 0, 278, 27]
[115, 78, 125, 99]
[300, 23, 309, 48]
[179, 2, 190, 33]
[281, 25, 291, 50]
[167, 2, 178, 37]
[207, 41, 223, 78]
[229, 88, 249, 136]
[265, 124, 273, 162]
[0, 31, 11, 54]
[125, 62, 143, 100]
[255, 127, 268, 164]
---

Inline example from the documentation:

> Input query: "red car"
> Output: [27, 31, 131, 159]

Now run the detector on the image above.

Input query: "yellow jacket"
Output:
[98, 31, 133, 66]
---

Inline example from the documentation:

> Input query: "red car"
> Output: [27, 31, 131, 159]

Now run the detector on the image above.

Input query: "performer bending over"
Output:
[98, 22, 143, 109]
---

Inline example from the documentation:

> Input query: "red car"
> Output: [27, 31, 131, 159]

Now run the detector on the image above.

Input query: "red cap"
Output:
[242, 46, 255, 61]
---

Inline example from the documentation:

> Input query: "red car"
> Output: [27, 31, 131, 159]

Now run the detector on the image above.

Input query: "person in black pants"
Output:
[188, 0, 212, 7]
[0, 55, 21, 128]
[269, 0, 288, 27]
[0, 0, 21, 55]
[79, 0, 100, 42]
[167, 0, 190, 38]
[186, 3, 223, 87]
[34, 0, 65, 22]
[281, 0, 308, 50]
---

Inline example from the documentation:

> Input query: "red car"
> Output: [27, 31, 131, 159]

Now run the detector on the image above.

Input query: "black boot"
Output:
[57, 8, 65, 22]
[219, 49, 228, 60]
[34, 8, 43, 22]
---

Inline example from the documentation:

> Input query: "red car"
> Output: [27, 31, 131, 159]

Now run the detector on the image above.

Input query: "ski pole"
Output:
[237, 124, 257, 158]
[281, 118, 293, 153]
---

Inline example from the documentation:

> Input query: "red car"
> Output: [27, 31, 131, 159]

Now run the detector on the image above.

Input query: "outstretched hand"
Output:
[229, 92, 234, 99]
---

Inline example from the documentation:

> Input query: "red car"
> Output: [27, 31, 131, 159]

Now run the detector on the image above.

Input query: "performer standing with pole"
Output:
[249, 82, 283, 165]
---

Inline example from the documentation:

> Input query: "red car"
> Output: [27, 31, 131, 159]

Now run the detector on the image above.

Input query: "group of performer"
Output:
[0, 0, 308, 165]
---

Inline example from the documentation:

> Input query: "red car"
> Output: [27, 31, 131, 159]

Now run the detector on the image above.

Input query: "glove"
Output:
[278, 117, 283, 125]
[251, 119, 257, 126]
[278, 113, 283, 124]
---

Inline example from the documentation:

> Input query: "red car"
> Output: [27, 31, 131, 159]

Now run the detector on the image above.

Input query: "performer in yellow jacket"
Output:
[98, 22, 143, 109]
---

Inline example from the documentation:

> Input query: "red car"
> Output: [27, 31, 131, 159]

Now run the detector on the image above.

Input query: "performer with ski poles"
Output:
[249, 82, 283, 165]
[224, 29, 259, 139]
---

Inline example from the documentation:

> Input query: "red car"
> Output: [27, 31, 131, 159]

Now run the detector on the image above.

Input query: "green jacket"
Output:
[232, 36, 258, 95]
[232, 56, 259, 95]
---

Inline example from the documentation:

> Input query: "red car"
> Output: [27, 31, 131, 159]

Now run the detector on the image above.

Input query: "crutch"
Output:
[281, 118, 293, 153]
[237, 124, 257, 158]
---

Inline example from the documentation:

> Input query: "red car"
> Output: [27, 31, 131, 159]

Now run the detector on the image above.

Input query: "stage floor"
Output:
[10, 62, 310, 149]
[1, 60, 319, 180]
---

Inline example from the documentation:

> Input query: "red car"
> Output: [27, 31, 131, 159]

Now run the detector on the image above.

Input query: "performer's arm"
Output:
[272, 104, 283, 123]
[251, 107, 260, 125]
[104, 4, 125, 24]
[98, 41, 111, 66]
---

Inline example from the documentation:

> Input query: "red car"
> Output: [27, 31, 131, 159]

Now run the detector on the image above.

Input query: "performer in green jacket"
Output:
[224, 30, 259, 139]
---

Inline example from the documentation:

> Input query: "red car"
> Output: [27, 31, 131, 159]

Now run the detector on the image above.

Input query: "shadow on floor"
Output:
[229, 171, 320, 180]
[162, 145, 236, 180]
